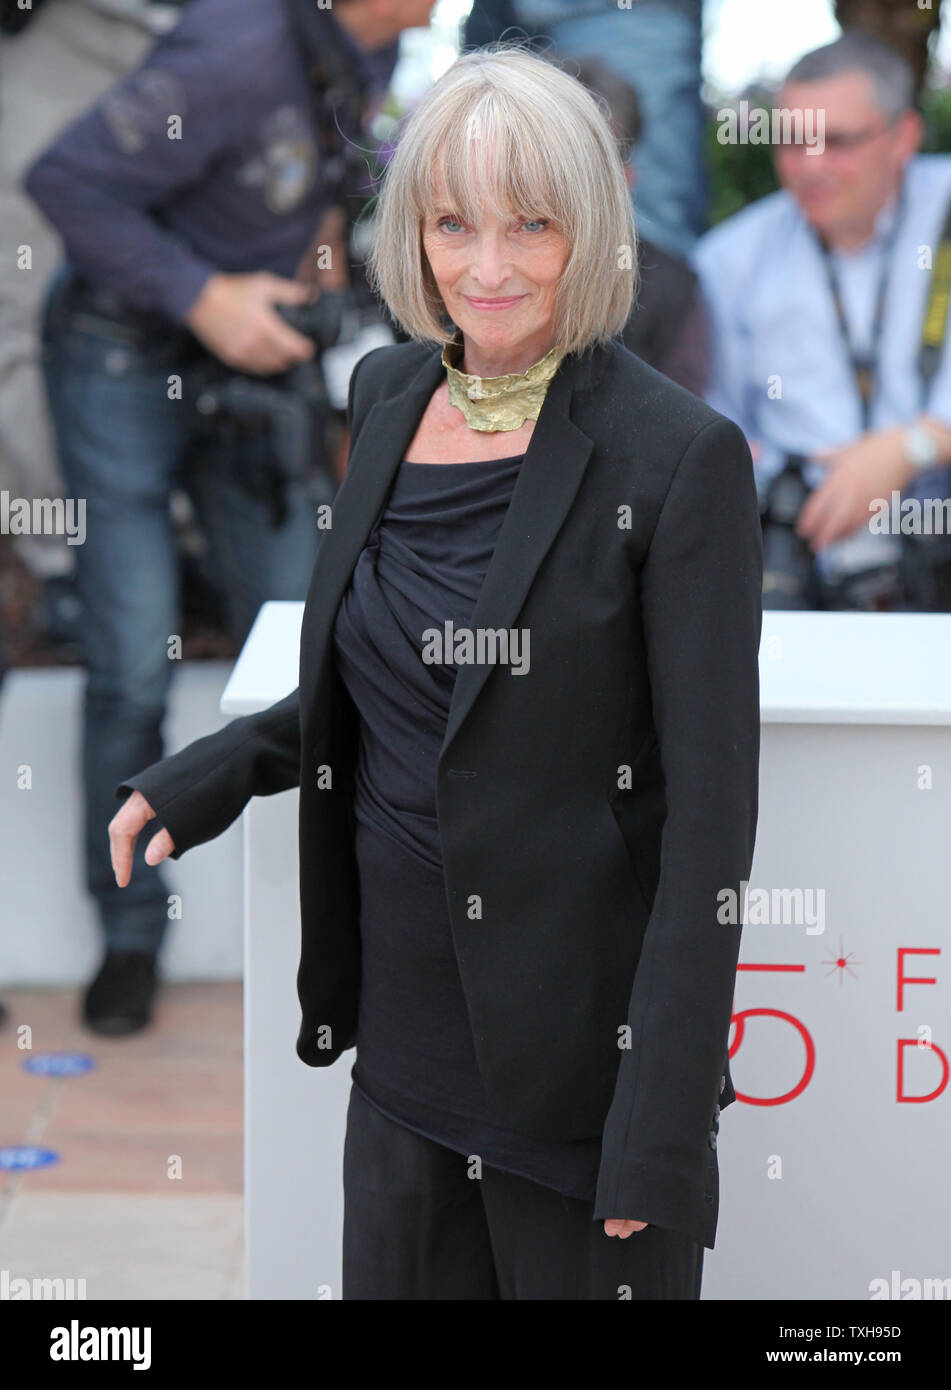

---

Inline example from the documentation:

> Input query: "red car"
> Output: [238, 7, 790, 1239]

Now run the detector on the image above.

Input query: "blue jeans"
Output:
[41, 274, 325, 954]
[512, 0, 707, 257]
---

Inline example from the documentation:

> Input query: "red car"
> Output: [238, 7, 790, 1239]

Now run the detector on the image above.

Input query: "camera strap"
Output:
[814, 177, 906, 433]
[816, 174, 951, 431]
[918, 192, 951, 396]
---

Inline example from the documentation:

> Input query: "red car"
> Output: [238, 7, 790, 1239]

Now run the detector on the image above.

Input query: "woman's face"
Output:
[421, 193, 569, 366]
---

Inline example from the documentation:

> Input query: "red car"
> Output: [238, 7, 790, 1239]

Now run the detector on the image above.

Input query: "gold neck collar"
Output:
[440, 330, 564, 432]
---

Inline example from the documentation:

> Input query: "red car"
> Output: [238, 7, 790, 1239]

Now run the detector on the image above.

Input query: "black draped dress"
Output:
[332, 453, 603, 1199]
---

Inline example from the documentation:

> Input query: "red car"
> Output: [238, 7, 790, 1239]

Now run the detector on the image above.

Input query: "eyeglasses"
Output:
[809, 119, 898, 154]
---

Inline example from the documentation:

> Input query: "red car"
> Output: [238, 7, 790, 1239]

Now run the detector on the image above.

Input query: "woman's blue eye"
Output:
[435, 216, 548, 233]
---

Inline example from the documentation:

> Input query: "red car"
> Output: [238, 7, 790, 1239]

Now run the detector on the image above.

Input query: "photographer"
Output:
[22, 0, 433, 1036]
[693, 33, 951, 611]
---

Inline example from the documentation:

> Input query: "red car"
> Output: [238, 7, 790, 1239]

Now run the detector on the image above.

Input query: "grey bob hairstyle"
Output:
[365, 42, 638, 360]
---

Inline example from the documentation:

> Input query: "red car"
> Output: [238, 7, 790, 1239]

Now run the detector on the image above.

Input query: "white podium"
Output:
[225, 604, 951, 1301]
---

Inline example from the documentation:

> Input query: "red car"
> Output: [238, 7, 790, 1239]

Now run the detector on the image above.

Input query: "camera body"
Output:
[760, 454, 909, 612]
[760, 454, 818, 609]
[187, 288, 392, 525]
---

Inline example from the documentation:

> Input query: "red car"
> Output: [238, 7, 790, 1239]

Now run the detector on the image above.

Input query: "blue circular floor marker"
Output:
[22, 1053, 96, 1077]
[0, 1147, 60, 1170]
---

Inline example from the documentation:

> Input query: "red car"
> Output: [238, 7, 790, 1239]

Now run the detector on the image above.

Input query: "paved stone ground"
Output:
[0, 982, 244, 1300]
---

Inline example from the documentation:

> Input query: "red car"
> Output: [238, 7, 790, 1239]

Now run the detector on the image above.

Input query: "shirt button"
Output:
[719, 1074, 726, 1094]
[708, 1131, 717, 1151]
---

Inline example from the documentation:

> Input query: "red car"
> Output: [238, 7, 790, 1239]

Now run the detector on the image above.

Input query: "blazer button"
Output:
[719, 1074, 726, 1094]
[713, 1104, 721, 1121]
[708, 1131, 717, 1151]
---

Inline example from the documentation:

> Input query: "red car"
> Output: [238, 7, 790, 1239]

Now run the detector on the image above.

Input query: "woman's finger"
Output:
[108, 791, 157, 887]
[110, 829, 137, 888]
[603, 1218, 648, 1237]
[145, 827, 176, 867]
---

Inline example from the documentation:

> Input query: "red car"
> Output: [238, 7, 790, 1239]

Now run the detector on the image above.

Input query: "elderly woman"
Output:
[109, 44, 762, 1301]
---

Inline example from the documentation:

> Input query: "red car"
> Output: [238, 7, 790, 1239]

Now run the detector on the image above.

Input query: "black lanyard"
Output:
[815, 181, 906, 432]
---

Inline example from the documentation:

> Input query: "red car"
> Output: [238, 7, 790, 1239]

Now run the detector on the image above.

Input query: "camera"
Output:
[760, 454, 818, 609]
[187, 288, 391, 526]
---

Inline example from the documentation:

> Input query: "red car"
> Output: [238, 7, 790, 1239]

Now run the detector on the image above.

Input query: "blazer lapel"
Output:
[298, 337, 609, 758]
[297, 347, 445, 705]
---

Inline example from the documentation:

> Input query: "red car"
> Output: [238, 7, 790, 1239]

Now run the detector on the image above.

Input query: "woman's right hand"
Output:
[108, 790, 176, 887]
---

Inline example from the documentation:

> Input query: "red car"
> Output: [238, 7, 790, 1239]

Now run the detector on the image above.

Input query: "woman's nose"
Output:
[468, 235, 510, 289]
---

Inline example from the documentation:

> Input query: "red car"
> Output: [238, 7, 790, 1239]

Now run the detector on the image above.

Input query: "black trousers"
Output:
[341, 1082, 704, 1300]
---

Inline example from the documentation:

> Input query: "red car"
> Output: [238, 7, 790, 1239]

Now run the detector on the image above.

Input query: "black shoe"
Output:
[82, 950, 159, 1036]
[40, 573, 85, 659]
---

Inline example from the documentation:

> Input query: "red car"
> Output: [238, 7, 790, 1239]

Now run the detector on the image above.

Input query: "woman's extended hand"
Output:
[109, 791, 176, 887]
[603, 1219, 649, 1238]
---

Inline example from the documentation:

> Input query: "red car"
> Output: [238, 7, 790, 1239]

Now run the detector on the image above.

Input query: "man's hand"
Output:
[603, 1219, 649, 1238]
[109, 790, 175, 888]
[796, 428, 915, 550]
[186, 272, 317, 375]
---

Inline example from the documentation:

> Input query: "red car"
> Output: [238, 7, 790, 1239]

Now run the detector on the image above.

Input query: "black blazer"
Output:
[117, 335, 763, 1249]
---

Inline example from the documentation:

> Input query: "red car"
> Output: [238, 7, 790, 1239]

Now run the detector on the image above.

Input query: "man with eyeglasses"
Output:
[693, 31, 951, 611]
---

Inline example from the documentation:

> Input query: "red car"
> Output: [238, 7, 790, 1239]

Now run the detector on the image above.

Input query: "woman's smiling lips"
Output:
[462, 294, 528, 311]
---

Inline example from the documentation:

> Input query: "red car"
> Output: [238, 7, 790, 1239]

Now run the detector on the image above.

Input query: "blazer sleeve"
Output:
[109, 347, 373, 855]
[592, 413, 763, 1249]
[114, 687, 300, 859]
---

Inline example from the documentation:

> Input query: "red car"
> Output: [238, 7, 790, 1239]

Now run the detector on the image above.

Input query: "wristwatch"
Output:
[902, 424, 941, 474]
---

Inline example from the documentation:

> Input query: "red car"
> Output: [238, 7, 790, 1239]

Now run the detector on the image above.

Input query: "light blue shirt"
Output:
[692, 155, 951, 578]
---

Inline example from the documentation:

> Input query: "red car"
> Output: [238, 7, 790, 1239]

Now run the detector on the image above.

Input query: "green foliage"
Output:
[706, 108, 780, 228]
[921, 84, 951, 153]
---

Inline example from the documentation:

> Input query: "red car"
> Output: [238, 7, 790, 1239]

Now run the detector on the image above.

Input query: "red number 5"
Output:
[730, 963, 817, 1105]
